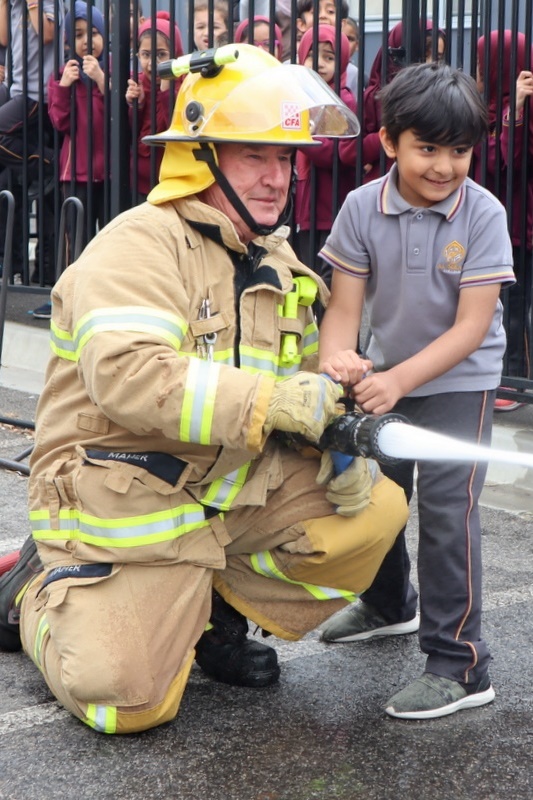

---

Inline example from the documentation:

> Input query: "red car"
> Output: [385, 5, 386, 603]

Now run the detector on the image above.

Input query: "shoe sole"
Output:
[385, 685, 495, 720]
[494, 403, 523, 412]
[321, 612, 420, 643]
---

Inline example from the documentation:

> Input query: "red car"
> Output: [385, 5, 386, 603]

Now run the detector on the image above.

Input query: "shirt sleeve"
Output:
[318, 192, 370, 279]
[458, 189, 516, 289]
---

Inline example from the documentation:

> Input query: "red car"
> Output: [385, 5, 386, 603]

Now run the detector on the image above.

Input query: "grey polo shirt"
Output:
[319, 163, 516, 396]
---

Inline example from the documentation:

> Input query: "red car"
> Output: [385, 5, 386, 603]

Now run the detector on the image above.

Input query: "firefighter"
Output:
[0, 44, 408, 734]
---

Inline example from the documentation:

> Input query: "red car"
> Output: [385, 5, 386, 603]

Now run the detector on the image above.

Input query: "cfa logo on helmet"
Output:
[281, 102, 302, 130]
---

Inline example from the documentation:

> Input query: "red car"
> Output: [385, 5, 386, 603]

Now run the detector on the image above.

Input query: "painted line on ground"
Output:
[0, 703, 70, 735]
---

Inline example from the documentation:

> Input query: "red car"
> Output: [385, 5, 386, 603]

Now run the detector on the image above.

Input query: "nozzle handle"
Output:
[319, 373, 354, 474]
[158, 45, 239, 80]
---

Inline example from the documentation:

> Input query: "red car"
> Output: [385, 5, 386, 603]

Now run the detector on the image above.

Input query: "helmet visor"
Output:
[195, 64, 360, 141]
[146, 63, 360, 146]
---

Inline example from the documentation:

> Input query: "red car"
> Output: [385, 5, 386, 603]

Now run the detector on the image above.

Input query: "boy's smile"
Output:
[379, 128, 473, 207]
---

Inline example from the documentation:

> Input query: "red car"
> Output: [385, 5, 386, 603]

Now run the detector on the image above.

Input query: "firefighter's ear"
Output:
[379, 127, 397, 158]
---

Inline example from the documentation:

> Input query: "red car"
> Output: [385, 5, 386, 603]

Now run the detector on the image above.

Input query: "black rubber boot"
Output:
[195, 591, 280, 688]
[0, 537, 43, 652]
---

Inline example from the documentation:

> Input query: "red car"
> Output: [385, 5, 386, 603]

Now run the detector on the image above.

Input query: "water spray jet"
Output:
[320, 410, 533, 470]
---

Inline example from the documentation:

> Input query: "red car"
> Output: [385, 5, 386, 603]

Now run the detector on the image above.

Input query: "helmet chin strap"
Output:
[193, 144, 293, 237]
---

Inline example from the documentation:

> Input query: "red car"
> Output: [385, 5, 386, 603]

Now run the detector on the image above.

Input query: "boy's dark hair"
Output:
[297, 0, 349, 20]
[378, 62, 488, 147]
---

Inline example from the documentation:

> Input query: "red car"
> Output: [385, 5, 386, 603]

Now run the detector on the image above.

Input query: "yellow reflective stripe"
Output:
[250, 551, 358, 603]
[180, 357, 219, 444]
[14, 578, 32, 608]
[33, 614, 50, 671]
[239, 345, 301, 379]
[29, 503, 211, 548]
[212, 347, 235, 365]
[302, 321, 319, 356]
[50, 306, 188, 363]
[240, 345, 278, 376]
[201, 463, 251, 510]
[85, 703, 117, 734]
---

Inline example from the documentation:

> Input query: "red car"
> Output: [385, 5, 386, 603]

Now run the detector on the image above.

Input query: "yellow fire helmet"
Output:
[144, 43, 360, 148]
[146, 44, 359, 228]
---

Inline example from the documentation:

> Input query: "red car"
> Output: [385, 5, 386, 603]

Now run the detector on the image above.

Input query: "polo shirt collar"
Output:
[378, 162, 465, 220]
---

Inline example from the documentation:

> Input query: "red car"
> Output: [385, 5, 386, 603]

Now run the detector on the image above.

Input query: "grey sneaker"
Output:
[320, 601, 420, 643]
[385, 672, 495, 720]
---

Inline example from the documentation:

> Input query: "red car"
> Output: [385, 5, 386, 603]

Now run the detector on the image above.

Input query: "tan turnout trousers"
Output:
[20, 449, 408, 734]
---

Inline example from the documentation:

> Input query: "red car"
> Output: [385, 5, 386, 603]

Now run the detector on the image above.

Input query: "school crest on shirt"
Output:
[437, 240, 465, 273]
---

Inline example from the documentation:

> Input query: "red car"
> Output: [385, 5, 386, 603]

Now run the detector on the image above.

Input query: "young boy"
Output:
[193, 0, 229, 50]
[318, 62, 515, 720]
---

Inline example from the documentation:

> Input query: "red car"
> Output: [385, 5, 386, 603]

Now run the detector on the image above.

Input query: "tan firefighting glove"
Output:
[317, 452, 381, 516]
[264, 372, 343, 443]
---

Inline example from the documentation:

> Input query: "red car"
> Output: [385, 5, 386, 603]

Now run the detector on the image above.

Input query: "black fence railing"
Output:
[0, 0, 531, 401]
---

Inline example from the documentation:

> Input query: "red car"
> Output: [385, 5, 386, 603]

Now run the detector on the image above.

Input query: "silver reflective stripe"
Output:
[180, 357, 219, 444]
[51, 306, 188, 362]
[30, 503, 211, 547]
[86, 704, 117, 734]
[201, 464, 251, 510]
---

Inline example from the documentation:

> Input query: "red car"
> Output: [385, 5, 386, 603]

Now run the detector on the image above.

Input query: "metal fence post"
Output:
[109, 0, 131, 218]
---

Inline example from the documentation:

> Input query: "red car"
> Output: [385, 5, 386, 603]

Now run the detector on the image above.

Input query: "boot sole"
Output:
[196, 662, 281, 688]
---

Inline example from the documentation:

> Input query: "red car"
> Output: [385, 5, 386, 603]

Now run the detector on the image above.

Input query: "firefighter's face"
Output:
[202, 143, 293, 242]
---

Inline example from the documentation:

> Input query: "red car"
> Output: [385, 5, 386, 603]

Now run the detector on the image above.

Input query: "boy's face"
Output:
[297, 1, 339, 35]
[193, 10, 228, 50]
[379, 127, 473, 208]
[304, 42, 336, 85]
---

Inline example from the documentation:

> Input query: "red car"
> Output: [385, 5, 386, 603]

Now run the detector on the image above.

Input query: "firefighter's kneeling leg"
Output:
[216, 471, 409, 640]
[19, 561, 211, 733]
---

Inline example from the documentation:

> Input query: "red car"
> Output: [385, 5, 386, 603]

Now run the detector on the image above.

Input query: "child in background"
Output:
[318, 63, 515, 720]
[238, 0, 292, 61]
[294, 25, 356, 323]
[341, 16, 365, 97]
[193, 0, 229, 51]
[296, 0, 348, 42]
[126, 12, 184, 201]
[476, 31, 533, 410]
[234, 15, 283, 61]
[48, 1, 107, 256]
